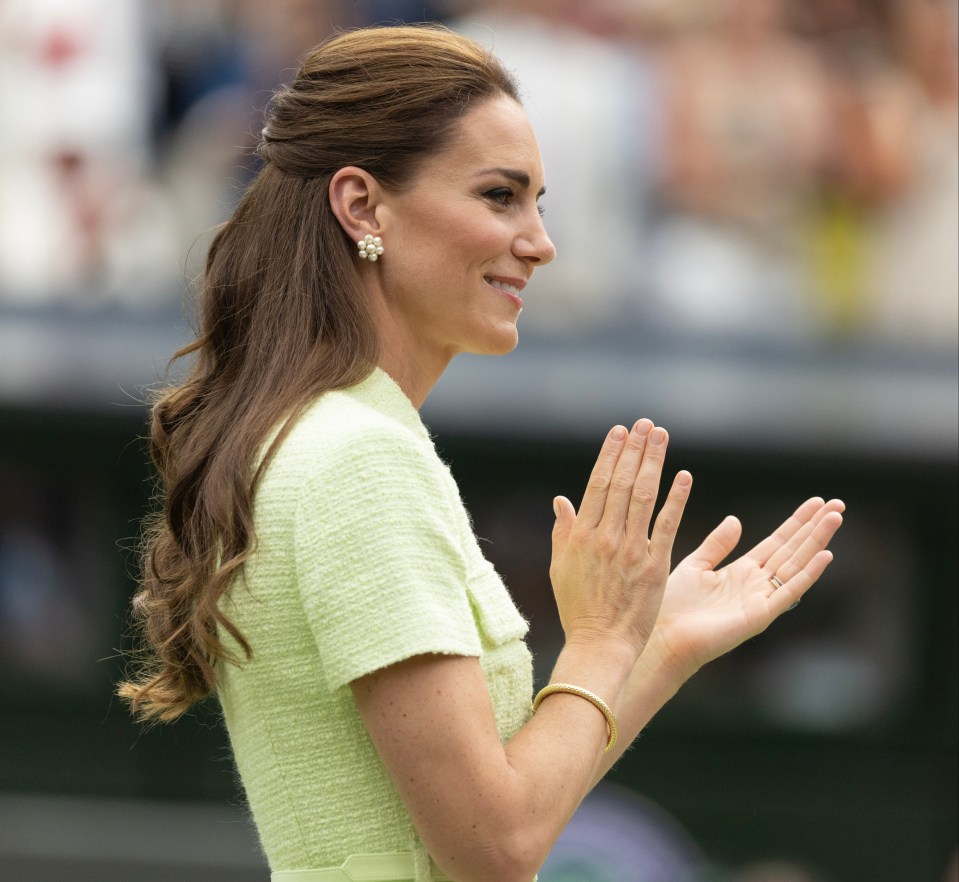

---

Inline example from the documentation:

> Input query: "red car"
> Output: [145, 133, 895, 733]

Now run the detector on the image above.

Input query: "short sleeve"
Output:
[293, 425, 483, 691]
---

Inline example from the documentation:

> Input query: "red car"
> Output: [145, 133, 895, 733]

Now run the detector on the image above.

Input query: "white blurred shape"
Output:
[0, 0, 150, 152]
[0, 0, 174, 301]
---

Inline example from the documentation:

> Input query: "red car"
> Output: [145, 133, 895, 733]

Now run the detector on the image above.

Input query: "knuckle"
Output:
[568, 526, 590, 549]
[656, 513, 677, 535]
[595, 531, 619, 556]
[611, 473, 635, 493]
[588, 472, 612, 494]
[631, 486, 657, 507]
[642, 442, 665, 460]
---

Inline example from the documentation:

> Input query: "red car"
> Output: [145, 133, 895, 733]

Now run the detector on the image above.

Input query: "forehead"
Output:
[427, 95, 546, 188]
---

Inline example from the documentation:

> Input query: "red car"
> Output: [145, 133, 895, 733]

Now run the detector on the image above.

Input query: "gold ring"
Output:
[769, 575, 784, 590]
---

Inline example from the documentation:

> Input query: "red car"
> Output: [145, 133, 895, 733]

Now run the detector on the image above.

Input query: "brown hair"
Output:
[118, 25, 520, 722]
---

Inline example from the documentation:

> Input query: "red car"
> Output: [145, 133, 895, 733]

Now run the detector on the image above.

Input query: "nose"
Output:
[515, 213, 556, 268]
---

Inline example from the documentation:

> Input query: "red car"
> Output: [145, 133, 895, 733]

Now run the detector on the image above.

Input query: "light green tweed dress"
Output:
[218, 368, 534, 879]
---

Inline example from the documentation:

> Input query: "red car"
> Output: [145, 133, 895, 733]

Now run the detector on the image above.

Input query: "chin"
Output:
[474, 327, 520, 356]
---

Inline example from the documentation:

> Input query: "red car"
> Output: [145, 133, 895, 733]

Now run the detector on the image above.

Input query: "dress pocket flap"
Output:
[466, 562, 529, 647]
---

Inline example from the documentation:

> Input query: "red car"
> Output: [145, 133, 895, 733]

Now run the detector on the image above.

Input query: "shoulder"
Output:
[289, 387, 412, 449]
[276, 382, 431, 474]
[263, 375, 451, 515]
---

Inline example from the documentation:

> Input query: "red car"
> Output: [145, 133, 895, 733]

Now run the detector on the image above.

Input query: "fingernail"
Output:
[650, 427, 666, 445]
[611, 426, 627, 441]
[553, 498, 560, 518]
[634, 419, 653, 436]
[676, 470, 692, 487]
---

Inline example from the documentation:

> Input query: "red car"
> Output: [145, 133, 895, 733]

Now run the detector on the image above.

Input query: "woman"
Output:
[119, 25, 844, 882]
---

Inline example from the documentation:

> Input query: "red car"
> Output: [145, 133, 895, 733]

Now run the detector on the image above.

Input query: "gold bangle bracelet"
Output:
[532, 683, 618, 753]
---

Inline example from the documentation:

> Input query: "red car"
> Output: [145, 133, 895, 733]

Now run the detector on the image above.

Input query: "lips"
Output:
[485, 276, 526, 309]
[486, 278, 522, 295]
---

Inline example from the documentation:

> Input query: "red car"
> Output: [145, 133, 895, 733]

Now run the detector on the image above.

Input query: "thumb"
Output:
[551, 495, 576, 557]
[680, 515, 742, 571]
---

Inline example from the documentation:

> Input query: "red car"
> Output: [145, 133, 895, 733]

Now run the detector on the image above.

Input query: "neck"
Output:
[370, 298, 454, 410]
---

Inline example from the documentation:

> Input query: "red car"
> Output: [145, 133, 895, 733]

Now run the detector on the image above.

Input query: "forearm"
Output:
[512, 637, 636, 769]
[416, 645, 681, 880]
[355, 643, 639, 882]
[491, 635, 687, 861]
[589, 633, 689, 785]
[441, 645, 636, 882]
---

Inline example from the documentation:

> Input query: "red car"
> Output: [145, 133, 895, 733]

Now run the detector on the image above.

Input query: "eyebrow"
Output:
[475, 167, 547, 198]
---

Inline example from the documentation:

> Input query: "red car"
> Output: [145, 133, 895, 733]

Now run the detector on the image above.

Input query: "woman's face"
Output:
[377, 95, 556, 362]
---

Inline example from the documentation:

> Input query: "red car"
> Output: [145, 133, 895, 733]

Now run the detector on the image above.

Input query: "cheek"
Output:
[392, 195, 506, 282]
[414, 203, 500, 259]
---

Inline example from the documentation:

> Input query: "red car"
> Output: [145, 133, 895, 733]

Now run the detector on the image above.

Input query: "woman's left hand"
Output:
[648, 496, 845, 683]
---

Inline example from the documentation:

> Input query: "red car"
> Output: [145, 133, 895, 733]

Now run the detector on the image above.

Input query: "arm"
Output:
[353, 643, 633, 882]
[352, 419, 690, 882]
[353, 426, 845, 880]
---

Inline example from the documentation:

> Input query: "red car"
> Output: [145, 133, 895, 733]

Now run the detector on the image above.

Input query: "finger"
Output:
[647, 469, 693, 563]
[747, 497, 825, 566]
[599, 418, 654, 533]
[550, 495, 577, 564]
[769, 510, 844, 585]
[625, 426, 669, 542]
[768, 549, 834, 616]
[679, 515, 743, 571]
[578, 425, 629, 528]
[764, 499, 845, 576]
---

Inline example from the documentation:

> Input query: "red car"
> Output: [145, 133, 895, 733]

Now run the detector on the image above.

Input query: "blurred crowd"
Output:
[0, 0, 955, 348]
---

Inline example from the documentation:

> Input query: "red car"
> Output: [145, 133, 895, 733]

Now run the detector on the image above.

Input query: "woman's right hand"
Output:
[549, 420, 692, 659]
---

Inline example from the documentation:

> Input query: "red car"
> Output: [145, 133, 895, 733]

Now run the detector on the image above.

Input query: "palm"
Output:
[650, 499, 844, 679]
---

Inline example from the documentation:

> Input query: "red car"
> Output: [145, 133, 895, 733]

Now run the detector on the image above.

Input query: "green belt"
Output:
[271, 852, 451, 882]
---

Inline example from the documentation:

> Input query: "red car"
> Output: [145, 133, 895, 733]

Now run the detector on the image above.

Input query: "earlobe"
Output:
[328, 166, 384, 243]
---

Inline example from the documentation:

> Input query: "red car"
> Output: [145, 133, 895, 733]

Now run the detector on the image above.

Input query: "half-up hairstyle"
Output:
[119, 25, 520, 722]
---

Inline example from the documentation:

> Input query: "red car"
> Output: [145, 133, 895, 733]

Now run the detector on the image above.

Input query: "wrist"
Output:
[639, 627, 699, 689]
[551, 638, 638, 710]
[532, 683, 619, 753]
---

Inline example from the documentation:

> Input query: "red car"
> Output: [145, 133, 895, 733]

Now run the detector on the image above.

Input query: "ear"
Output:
[328, 166, 385, 243]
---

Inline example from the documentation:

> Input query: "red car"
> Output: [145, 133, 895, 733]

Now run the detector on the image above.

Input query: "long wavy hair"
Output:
[118, 25, 520, 723]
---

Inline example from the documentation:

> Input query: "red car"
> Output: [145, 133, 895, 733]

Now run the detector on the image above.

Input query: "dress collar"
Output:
[346, 367, 432, 441]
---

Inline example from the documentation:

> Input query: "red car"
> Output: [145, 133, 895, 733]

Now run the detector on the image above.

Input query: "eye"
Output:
[484, 187, 514, 207]
[484, 187, 546, 216]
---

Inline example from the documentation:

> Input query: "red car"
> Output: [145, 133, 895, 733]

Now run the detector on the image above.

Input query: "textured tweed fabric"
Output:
[218, 368, 533, 877]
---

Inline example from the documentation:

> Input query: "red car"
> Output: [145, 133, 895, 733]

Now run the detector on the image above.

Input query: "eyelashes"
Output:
[484, 187, 546, 216]
[485, 187, 512, 205]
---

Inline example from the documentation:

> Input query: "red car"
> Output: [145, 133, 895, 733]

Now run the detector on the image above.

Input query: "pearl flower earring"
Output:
[357, 234, 384, 262]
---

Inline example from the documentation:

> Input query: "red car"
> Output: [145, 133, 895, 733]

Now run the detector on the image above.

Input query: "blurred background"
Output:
[0, 0, 955, 880]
